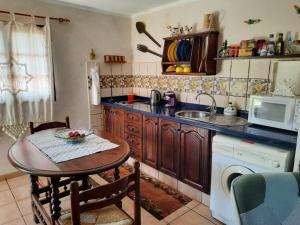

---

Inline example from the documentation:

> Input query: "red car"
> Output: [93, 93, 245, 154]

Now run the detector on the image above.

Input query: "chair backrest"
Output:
[29, 116, 70, 134]
[232, 172, 300, 225]
[70, 161, 141, 225]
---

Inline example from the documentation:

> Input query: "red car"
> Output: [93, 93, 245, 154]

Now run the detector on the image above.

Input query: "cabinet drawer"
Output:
[125, 134, 142, 150]
[125, 122, 142, 137]
[125, 111, 142, 124]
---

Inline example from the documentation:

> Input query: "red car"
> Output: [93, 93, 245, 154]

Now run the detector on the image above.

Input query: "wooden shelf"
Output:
[162, 31, 219, 76]
[162, 72, 207, 76]
[215, 54, 300, 60]
[162, 61, 191, 65]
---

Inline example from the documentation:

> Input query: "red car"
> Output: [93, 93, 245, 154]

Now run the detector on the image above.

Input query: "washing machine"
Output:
[210, 134, 294, 225]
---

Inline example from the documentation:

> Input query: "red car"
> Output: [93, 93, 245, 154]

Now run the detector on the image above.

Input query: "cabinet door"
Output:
[103, 106, 112, 133]
[158, 119, 180, 178]
[142, 116, 159, 168]
[111, 109, 124, 139]
[180, 124, 211, 193]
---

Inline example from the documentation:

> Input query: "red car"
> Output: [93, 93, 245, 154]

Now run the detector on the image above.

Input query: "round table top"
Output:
[8, 130, 131, 177]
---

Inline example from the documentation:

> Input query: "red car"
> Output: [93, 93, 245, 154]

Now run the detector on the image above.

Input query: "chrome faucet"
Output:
[195, 91, 217, 115]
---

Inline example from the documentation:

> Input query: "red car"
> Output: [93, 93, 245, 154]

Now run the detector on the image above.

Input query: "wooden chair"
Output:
[59, 161, 141, 225]
[29, 116, 70, 134]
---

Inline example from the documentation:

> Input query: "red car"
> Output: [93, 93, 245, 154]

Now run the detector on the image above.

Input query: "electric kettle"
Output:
[150, 90, 161, 105]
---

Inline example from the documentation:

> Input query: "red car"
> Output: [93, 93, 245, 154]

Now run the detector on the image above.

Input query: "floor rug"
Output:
[99, 164, 192, 220]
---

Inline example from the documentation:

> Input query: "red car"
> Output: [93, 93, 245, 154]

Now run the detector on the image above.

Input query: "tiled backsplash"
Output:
[100, 59, 276, 110]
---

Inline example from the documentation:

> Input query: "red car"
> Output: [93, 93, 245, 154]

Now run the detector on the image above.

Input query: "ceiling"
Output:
[49, 0, 188, 17]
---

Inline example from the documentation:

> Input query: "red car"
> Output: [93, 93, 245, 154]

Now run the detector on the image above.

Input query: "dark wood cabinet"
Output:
[180, 124, 211, 193]
[124, 111, 143, 160]
[103, 106, 212, 193]
[103, 106, 124, 139]
[142, 116, 159, 168]
[158, 119, 180, 178]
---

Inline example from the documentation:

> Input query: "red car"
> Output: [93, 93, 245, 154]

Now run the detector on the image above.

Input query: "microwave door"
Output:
[249, 98, 295, 130]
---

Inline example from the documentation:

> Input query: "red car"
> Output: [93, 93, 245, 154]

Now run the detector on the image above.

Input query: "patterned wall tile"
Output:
[199, 77, 214, 94]
[247, 79, 268, 96]
[123, 75, 134, 87]
[158, 76, 168, 90]
[134, 75, 142, 88]
[112, 75, 124, 88]
[142, 76, 151, 88]
[214, 77, 230, 95]
[180, 76, 192, 92]
[100, 75, 112, 88]
[149, 75, 159, 89]
[167, 76, 179, 91]
[229, 78, 248, 97]
[190, 77, 200, 93]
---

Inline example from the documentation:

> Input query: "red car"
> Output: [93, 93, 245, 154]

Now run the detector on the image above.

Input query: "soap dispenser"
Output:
[224, 102, 237, 116]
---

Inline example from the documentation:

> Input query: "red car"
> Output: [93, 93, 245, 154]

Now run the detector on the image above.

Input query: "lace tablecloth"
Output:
[26, 129, 119, 163]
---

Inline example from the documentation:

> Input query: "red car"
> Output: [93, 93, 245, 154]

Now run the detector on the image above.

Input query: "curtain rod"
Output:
[0, 10, 70, 23]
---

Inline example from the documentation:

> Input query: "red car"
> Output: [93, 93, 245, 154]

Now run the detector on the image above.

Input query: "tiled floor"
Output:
[0, 175, 223, 225]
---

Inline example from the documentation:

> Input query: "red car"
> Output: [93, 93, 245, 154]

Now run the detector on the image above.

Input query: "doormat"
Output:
[98, 164, 192, 220]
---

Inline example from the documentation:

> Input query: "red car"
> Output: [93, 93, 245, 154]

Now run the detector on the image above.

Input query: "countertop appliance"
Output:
[150, 90, 161, 105]
[248, 95, 300, 131]
[210, 134, 294, 225]
[293, 131, 300, 172]
[164, 91, 176, 107]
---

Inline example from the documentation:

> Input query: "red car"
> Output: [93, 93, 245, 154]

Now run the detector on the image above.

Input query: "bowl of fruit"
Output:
[64, 131, 86, 144]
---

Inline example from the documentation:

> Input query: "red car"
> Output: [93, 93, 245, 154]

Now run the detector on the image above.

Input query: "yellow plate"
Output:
[172, 41, 178, 61]
[167, 42, 173, 61]
[168, 41, 176, 62]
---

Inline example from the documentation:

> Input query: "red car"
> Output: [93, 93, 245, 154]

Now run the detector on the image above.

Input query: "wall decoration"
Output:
[137, 44, 162, 58]
[104, 55, 126, 63]
[167, 24, 193, 36]
[89, 49, 96, 60]
[136, 21, 161, 47]
[294, 5, 300, 15]
[244, 19, 261, 25]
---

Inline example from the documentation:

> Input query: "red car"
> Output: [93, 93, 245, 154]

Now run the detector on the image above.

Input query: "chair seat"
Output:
[60, 205, 133, 225]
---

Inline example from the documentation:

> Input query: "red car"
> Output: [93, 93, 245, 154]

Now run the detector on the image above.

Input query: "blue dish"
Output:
[176, 41, 184, 61]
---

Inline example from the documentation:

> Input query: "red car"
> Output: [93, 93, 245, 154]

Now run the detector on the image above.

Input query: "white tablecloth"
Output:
[26, 129, 119, 163]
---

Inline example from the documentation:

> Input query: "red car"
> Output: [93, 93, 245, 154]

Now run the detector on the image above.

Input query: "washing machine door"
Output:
[221, 165, 254, 196]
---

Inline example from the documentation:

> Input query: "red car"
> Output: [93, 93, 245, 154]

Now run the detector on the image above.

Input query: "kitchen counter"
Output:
[101, 97, 297, 150]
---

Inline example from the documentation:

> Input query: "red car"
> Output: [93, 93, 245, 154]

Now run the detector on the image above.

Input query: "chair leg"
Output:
[30, 175, 40, 224]
[114, 167, 122, 208]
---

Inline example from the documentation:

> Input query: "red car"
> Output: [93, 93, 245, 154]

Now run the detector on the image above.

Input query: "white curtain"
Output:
[0, 14, 53, 140]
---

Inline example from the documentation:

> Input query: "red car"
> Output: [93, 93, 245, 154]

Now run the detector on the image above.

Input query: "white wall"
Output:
[0, 0, 132, 175]
[132, 0, 300, 62]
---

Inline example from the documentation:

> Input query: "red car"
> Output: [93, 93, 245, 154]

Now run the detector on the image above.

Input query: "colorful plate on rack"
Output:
[176, 41, 184, 61]
[167, 41, 176, 61]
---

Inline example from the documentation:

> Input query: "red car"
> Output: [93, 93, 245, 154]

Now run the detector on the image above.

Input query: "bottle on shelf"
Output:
[276, 33, 284, 55]
[285, 35, 293, 55]
[267, 34, 276, 56]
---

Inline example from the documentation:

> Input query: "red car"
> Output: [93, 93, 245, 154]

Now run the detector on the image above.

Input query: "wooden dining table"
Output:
[7, 130, 131, 225]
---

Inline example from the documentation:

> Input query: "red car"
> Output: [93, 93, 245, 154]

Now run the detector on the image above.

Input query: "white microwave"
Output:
[248, 95, 300, 131]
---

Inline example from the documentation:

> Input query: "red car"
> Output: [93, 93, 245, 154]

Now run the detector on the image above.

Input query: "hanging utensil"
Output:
[136, 22, 161, 47]
[137, 44, 162, 58]
[199, 35, 209, 73]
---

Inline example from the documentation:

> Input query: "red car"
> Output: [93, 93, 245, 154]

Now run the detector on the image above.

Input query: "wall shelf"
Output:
[161, 31, 219, 76]
[215, 54, 300, 60]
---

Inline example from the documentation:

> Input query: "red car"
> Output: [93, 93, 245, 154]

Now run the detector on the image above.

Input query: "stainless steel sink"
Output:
[175, 110, 248, 126]
[175, 110, 211, 119]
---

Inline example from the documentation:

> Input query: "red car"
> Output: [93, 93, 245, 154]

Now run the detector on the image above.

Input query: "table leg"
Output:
[50, 177, 61, 224]
[30, 175, 39, 224]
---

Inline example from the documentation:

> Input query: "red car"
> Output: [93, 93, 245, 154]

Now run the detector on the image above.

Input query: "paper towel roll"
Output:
[90, 67, 101, 105]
